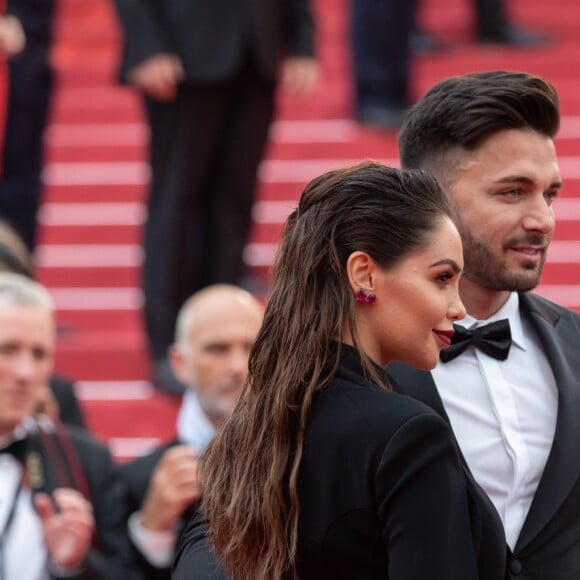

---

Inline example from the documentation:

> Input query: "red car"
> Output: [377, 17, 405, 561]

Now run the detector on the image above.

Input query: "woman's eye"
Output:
[437, 272, 453, 284]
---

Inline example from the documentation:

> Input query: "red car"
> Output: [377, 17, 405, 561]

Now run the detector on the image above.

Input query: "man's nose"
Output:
[13, 353, 37, 380]
[229, 348, 249, 376]
[522, 195, 555, 235]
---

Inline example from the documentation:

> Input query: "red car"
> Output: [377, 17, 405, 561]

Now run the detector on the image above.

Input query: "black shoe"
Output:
[478, 23, 552, 47]
[153, 357, 186, 396]
[410, 30, 449, 54]
[356, 105, 408, 131]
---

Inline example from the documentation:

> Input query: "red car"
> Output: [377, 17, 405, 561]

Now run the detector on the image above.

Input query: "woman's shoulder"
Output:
[312, 374, 451, 447]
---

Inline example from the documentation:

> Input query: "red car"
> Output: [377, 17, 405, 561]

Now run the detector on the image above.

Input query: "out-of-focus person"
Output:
[0, 0, 55, 249]
[0, 272, 139, 579]
[351, 0, 417, 131]
[112, 0, 318, 396]
[0, 217, 86, 429]
[413, 0, 551, 53]
[120, 284, 263, 579]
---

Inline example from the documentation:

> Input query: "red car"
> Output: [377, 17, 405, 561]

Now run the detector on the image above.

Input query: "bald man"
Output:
[119, 284, 264, 579]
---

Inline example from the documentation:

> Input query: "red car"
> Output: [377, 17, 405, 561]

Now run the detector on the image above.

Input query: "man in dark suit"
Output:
[38, 374, 87, 429]
[0, 272, 139, 579]
[351, 0, 417, 130]
[389, 70, 580, 579]
[0, 0, 54, 249]
[473, 0, 550, 45]
[112, 0, 317, 395]
[120, 284, 263, 579]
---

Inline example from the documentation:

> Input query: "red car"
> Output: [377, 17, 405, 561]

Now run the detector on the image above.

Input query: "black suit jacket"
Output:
[173, 347, 505, 579]
[49, 374, 86, 430]
[120, 439, 189, 580]
[30, 424, 139, 580]
[388, 293, 580, 580]
[114, 0, 314, 84]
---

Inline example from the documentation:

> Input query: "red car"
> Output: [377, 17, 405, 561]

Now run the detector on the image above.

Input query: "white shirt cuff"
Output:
[128, 511, 177, 567]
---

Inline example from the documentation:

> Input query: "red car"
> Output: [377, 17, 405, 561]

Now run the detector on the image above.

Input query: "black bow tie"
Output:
[440, 319, 512, 363]
[0, 437, 28, 464]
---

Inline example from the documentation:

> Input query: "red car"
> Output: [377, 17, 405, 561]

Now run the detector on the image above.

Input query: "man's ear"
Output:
[168, 344, 188, 386]
[346, 251, 377, 293]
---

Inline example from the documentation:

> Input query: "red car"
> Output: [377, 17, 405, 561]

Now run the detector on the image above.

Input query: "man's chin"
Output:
[200, 398, 238, 422]
[471, 257, 542, 290]
[500, 271, 542, 292]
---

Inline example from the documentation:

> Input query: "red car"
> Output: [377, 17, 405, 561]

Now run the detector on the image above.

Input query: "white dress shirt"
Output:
[0, 425, 47, 580]
[432, 292, 558, 549]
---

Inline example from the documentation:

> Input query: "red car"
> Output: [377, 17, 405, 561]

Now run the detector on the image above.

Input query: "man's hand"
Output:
[0, 15, 26, 57]
[280, 56, 318, 97]
[128, 54, 184, 102]
[34, 489, 95, 571]
[141, 445, 201, 531]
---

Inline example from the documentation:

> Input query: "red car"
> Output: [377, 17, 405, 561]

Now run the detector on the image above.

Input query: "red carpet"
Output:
[27, 0, 580, 458]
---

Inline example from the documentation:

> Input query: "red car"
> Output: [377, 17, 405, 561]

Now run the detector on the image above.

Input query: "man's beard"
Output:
[458, 224, 548, 292]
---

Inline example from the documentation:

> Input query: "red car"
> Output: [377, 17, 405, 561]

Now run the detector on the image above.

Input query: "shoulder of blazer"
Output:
[520, 292, 580, 328]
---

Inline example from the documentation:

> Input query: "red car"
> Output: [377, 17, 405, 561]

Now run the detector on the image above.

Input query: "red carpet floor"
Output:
[24, 0, 580, 458]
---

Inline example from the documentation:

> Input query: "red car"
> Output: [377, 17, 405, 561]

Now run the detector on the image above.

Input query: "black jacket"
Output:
[173, 347, 506, 579]
[120, 439, 190, 580]
[29, 423, 139, 580]
[113, 0, 314, 84]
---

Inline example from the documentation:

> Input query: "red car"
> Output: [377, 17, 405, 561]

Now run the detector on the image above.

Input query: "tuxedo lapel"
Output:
[515, 293, 580, 552]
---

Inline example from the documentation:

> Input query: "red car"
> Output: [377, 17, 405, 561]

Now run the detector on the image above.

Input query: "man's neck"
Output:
[459, 278, 511, 320]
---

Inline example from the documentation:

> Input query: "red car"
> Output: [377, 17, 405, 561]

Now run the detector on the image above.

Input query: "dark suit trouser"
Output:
[351, 0, 417, 114]
[143, 64, 274, 360]
[0, 0, 54, 250]
[474, 0, 508, 36]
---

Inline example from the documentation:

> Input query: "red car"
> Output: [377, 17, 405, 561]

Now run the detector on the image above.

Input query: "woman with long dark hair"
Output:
[173, 161, 506, 579]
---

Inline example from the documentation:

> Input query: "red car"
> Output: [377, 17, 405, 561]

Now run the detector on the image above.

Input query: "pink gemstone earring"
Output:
[356, 287, 376, 304]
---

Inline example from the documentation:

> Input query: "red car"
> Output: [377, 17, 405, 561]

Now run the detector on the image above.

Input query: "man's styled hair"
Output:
[398, 70, 560, 182]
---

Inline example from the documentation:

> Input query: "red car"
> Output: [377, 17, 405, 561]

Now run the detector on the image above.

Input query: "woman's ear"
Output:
[346, 251, 377, 293]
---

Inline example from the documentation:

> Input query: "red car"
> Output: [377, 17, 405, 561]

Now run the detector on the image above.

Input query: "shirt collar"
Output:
[0, 422, 30, 450]
[457, 292, 527, 351]
[176, 390, 217, 451]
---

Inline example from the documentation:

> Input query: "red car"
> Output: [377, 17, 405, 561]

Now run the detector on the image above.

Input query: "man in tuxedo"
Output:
[389, 70, 580, 578]
[120, 284, 263, 579]
[0, 272, 139, 579]
[0, 217, 87, 430]
[113, 0, 317, 395]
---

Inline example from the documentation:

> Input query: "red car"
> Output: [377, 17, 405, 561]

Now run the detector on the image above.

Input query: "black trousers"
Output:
[474, 0, 509, 36]
[351, 0, 417, 114]
[143, 64, 274, 360]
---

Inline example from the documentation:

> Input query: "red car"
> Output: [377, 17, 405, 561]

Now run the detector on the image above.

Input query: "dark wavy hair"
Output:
[201, 161, 452, 578]
[398, 70, 560, 184]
